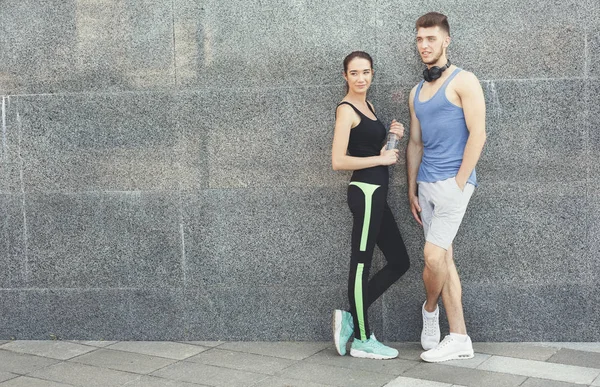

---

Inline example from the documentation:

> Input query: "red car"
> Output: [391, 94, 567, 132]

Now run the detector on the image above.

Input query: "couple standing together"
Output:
[331, 12, 487, 363]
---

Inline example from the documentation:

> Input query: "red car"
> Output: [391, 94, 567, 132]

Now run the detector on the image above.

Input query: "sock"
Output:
[450, 332, 469, 342]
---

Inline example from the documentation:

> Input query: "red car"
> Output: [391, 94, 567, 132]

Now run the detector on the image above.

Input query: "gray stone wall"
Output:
[0, 0, 598, 341]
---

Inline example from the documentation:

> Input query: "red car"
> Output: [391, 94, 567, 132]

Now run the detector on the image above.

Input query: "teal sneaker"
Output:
[350, 334, 399, 360]
[332, 310, 354, 356]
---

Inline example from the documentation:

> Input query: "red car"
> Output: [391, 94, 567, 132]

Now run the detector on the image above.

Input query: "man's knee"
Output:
[423, 243, 447, 271]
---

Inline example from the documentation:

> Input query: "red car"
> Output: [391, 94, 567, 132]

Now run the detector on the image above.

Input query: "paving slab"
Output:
[106, 341, 208, 360]
[68, 341, 118, 348]
[115, 375, 210, 387]
[187, 349, 296, 375]
[218, 341, 330, 360]
[27, 362, 142, 387]
[0, 349, 60, 374]
[384, 377, 456, 387]
[152, 361, 267, 387]
[389, 342, 425, 361]
[540, 343, 600, 354]
[547, 348, 600, 369]
[0, 373, 17, 384]
[71, 348, 176, 374]
[0, 377, 73, 387]
[250, 377, 334, 387]
[478, 355, 600, 385]
[1, 340, 95, 360]
[403, 362, 526, 387]
[443, 353, 491, 369]
[519, 378, 585, 387]
[276, 362, 395, 387]
[0, 340, 596, 387]
[304, 346, 417, 375]
[473, 342, 559, 361]
[180, 341, 224, 348]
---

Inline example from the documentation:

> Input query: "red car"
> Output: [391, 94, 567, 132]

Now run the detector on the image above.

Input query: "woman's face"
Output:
[344, 58, 373, 94]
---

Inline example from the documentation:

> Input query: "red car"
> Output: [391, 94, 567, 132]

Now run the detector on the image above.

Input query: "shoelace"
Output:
[434, 336, 454, 350]
[368, 335, 384, 349]
[424, 316, 437, 336]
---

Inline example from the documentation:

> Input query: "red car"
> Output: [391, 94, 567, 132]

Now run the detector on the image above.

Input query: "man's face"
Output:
[416, 26, 449, 65]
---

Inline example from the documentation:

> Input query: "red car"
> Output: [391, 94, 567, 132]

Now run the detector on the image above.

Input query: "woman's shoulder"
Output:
[336, 101, 355, 114]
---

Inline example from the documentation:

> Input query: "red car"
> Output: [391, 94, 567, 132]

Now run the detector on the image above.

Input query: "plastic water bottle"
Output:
[385, 132, 399, 150]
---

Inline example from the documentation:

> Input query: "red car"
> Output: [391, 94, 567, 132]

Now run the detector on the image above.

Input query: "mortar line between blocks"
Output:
[171, 0, 178, 87]
[16, 97, 30, 284]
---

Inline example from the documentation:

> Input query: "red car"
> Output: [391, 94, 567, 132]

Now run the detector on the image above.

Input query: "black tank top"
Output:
[337, 101, 389, 186]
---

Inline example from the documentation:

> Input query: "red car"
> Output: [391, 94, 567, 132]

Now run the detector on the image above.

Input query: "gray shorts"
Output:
[418, 177, 475, 250]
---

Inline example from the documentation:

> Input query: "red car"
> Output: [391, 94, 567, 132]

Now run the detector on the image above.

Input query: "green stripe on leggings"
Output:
[354, 263, 366, 341]
[349, 181, 380, 251]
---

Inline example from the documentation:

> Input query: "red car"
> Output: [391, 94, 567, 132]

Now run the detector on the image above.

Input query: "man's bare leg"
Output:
[423, 241, 449, 312]
[421, 242, 474, 362]
[441, 244, 467, 334]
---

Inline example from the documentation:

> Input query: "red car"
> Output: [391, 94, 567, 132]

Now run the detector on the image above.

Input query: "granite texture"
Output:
[454, 181, 590, 285]
[173, 0, 378, 89]
[186, 285, 351, 341]
[172, 92, 211, 191]
[128, 289, 186, 341]
[589, 29, 599, 77]
[462, 283, 600, 342]
[384, 281, 600, 342]
[478, 79, 587, 183]
[588, 80, 600, 178]
[0, 195, 26, 288]
[372, 84, 411, 187]
[25, 192, 182, 288]
[183, 187, 351, 286]
[0, 1, 596, 340]
[0, 96, 21, 194]
[587, 0, 600, 76]
[0, 0, 175, 94]
[0, 289, 128, 340]
[17, 94, 194, 192]
[586, 179, 600, 279]
[376, 0, 586, 82]
[0, 289, 187, 340]
[0, 291, 31, 339]
[382, 280, 430, 341]
[204, 87, 347, 189]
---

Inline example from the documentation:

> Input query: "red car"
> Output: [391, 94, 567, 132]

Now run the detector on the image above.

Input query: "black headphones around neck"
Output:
[423, 60, 451, 82]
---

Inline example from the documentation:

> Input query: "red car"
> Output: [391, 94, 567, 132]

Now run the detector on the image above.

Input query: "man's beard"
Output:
[422, 50, 443, 65]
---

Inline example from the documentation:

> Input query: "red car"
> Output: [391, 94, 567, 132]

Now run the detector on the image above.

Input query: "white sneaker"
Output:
[421, 302, 440, 350]
[420, 335, 474, 363]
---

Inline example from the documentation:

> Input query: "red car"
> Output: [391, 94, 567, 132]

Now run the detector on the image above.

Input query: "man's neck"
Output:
[427, 56, 449, 69]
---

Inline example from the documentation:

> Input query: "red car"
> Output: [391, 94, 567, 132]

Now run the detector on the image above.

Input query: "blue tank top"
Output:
[414, 68, 477, 186]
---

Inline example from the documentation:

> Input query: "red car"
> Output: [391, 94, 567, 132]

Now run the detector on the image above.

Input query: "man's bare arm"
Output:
[455, 72, 486, 189]
[407, 85, 424, 225]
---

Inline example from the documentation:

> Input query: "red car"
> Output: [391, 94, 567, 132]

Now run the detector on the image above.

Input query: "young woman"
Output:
[331, 51, 410, 360]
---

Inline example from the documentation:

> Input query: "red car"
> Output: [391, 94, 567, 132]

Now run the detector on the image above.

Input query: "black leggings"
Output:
[347, 181, 410, 340]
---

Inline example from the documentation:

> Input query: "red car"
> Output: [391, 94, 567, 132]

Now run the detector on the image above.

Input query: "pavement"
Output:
[0, 340, 599, 387]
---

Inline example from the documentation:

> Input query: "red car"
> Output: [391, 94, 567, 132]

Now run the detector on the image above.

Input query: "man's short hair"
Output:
[415, 12, 450, 36]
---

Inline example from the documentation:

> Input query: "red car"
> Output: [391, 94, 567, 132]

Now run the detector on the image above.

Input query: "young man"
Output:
[406, 12, 486, 363]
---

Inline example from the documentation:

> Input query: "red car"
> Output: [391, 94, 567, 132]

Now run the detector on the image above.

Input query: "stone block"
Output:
[0, 0, 175, 94]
